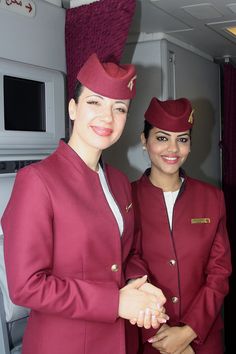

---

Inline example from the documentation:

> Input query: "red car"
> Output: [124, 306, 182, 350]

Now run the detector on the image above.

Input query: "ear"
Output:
[68, 99, 77, 121]
[140, 132, 146, 147]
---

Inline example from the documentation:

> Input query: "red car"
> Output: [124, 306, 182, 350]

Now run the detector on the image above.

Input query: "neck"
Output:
[149, 169, 181, 192]
[68, 136, 101, 172]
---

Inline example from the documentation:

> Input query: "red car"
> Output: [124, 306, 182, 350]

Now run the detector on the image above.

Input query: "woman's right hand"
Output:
[118, 276, 168, 328]
[148, 324, 196, 353]
[182, 346, 195, 354]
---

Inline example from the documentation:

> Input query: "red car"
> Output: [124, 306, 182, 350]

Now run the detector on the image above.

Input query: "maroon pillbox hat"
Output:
[77, 53, 137, 99]
[145, 97, 194, 132]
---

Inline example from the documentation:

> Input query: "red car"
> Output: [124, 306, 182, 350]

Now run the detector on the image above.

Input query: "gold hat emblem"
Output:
[188, 109, 194, 124]
[127, 75, 137, 91]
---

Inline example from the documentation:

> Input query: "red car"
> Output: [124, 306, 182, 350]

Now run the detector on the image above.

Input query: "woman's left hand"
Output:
[147, 324, 196, 354]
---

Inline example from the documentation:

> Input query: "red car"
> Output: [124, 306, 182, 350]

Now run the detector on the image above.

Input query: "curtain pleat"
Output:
[222, 63, 236, 352]
[65, 0, 136, 101]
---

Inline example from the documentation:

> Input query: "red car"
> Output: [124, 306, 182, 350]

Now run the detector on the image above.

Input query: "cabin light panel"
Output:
[225, 26, 236, 37]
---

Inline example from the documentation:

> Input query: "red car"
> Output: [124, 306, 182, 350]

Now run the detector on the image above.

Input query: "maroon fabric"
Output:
[77, 53, 136, 99]
[145, 97, 194, 132]
[222, 64, 236, 191]
[222, 63, 236, 351]
[65, 0, 136, 100]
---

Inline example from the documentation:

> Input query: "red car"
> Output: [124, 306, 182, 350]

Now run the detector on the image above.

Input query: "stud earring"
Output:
[142, 146, 146, 151]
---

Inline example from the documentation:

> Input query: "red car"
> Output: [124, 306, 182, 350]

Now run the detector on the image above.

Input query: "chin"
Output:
[93, 141, 115, 151]
[100, 138, 120, 150]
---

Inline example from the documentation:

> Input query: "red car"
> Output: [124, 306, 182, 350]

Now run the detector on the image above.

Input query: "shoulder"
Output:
[18, 147, 62, 178]
[186, 176, 220, 190]
[13, 150, 61, 195]
[185, 176, 224, 199]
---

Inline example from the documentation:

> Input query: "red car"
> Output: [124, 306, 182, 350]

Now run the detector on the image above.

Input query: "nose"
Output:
[101, 104, 113, 122]
[167, 139, 178, 152]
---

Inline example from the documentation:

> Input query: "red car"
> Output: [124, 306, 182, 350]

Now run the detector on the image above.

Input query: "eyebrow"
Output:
[84, 95, 128, 106]
[85, 94, 103, 99]
[114, 101, 129, 108]
[115, 100, 128, 105]
[156, 131, 190, 137]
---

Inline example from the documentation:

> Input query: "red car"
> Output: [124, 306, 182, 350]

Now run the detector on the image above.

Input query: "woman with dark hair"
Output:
[130, 97, 231, 354]
[1, 55, 167, 354]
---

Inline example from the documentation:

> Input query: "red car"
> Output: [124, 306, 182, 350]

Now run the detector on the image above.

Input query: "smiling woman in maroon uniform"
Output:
[1, 54, 167, 354]
[130, 97, 231, 354]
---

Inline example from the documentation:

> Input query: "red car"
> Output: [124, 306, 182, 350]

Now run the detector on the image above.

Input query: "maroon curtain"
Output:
[65, 0, 136, 101]
[222, 63, 236, 353]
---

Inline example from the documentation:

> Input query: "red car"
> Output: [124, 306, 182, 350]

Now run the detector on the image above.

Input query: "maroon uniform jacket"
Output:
[131, 170, 231, 354]
[1, 141, 147, 354]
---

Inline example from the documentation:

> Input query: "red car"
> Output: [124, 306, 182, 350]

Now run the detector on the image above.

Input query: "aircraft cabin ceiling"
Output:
[53, 0, 236, 64]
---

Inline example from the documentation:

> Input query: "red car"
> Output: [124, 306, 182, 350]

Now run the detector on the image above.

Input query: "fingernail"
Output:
[145, 308, 150, 315]
[147, 337, 154, 343]
[159, 318, 167, 323]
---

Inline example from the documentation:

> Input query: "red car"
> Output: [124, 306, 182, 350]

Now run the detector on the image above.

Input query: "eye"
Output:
[116, 107, 127, 113]
[178, 137, 189, 143]
[87, 100, 100, 105]
[113, 105, 127, 114]
[157, 136, 168, 142]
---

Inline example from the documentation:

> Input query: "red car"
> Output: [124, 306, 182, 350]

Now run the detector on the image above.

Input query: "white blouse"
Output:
[163, 190, 179, 230]
[163, 178, 184, 229]
[98, 165, 124, 236]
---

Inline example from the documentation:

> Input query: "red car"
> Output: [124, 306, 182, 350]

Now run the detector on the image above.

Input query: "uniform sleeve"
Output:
[125, 183, 149, 281]
[1, 167, 119, 323]
[181, 190, 232, 344]
[125, 227, 149, 281]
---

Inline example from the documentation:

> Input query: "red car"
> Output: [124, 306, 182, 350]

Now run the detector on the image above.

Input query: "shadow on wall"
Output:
[183, 98, 220, 187]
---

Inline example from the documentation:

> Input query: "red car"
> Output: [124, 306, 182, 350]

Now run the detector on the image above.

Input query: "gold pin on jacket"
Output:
[126, 203, 132, 212]
[191, 218, 210, 224]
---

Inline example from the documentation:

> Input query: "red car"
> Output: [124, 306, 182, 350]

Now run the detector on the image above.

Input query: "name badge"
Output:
[191, 218, 210, 224]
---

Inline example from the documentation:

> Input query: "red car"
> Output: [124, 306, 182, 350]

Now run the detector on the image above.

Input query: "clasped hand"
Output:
[148, 324, 196, 354]
[118, 275, 169, 329]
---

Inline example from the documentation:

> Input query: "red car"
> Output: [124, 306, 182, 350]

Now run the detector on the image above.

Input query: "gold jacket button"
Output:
[111, 264, 119, 272]
[171, 296, 179, 303]
[169, 259, 176, 266]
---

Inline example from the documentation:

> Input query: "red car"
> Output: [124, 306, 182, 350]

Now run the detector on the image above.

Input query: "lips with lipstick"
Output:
[91, 126, 113, 136]
[162, 155, 180, 164]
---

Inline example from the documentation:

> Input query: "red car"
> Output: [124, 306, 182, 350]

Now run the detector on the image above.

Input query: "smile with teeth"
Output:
[162, 155, 179, 163]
